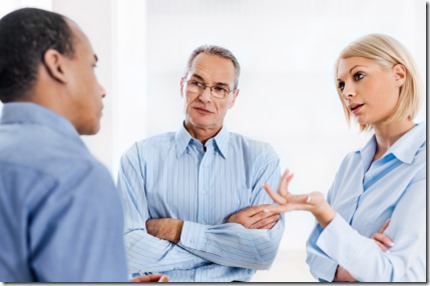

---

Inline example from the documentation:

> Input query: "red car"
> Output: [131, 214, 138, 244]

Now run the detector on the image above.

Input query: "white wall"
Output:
[121, 0, 426, 250]
[0, 0, 427, 253]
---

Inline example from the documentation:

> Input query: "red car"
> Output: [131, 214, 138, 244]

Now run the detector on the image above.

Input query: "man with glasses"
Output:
[117, 45, 285, 282]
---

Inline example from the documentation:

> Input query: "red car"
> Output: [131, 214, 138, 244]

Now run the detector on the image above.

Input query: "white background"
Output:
[0, 0, 427, 282]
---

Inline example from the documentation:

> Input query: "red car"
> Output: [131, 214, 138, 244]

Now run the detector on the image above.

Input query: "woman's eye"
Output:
[338, 82, 345, 91]
[353, 72, 364, 81]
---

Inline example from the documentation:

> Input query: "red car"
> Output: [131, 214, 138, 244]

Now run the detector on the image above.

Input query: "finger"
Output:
[260, 221, 277, 230]
[244, 204, 275, 217]
[372, 232, 394, 247]
[263, 183, 287, 204]
[264, 202, 314, 213]
[284, 171, 294, 193]
[278, 170, 289, 197]
[250, 214, 280, 229]
[379, 219, 390, 233]
[247, 208, 278, 226]
[131, 274, 164, 282]
[374, 240, 389, 253]
[158, 275, 169, 282]
[279, 170, 294, 197]
[249, 204, 277, 216]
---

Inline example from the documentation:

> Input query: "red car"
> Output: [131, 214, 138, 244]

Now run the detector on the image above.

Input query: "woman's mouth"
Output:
[349, 103, 364, 114]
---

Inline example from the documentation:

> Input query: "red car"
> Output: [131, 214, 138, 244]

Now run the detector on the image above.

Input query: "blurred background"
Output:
[0, 0, 426, 282]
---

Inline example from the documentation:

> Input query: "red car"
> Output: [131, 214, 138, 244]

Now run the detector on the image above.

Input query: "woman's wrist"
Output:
[313, 200, 336, 228]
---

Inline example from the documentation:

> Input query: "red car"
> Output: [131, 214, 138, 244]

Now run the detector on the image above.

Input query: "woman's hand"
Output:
[263, 170, 336, 228]
[372, 219, 393, 252]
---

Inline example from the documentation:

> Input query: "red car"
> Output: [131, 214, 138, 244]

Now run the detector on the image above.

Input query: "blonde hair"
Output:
[335, 34, 422, 132]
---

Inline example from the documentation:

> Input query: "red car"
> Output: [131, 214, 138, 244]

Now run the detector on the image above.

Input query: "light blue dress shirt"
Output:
[0, 103, 129, 282]
[306, 123, 426, 282]
[117, 124, 285, 282]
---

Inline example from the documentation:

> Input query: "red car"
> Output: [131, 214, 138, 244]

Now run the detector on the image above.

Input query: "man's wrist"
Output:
[171, 219, 184, 243]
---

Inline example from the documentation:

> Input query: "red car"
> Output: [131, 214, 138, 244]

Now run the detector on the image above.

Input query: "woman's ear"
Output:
[42, 49, 68, 84]
[393, 64, 406, 87]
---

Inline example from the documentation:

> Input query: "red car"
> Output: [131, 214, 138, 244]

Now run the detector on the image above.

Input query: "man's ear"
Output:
[179, 77, 185, 98]
[42, 49, 68, 84]
[228, 88, 239, 109]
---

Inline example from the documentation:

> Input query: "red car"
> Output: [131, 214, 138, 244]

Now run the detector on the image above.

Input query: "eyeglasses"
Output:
[183, 78, 233, 99]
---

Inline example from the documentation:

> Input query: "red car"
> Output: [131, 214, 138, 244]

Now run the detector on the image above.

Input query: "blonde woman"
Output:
[264, 34, 425, 282]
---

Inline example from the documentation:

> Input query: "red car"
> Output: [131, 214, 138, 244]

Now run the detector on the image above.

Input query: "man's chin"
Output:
[77, 122, 101, 136]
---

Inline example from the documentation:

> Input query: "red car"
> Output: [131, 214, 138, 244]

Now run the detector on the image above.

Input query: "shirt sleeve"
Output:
[117, 148, 209, 274]
[305, 178, 339, 282]
[305, 223, 338, 281]
[30, 161, 129, 282]
[178, 153, 285, 270]
[316, 168, 426, 282]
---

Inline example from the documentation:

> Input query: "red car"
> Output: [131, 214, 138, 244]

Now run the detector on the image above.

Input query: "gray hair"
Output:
[185, 45, 241, 90]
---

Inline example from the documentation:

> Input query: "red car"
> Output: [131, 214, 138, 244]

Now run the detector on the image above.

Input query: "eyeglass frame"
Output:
[182, 77, 235, 99]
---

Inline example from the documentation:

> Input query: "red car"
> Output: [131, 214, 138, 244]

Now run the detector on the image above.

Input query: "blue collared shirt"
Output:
[0, 103, 128, 282]
[117, 124, 284, 282]
[306, 123, 426, 282]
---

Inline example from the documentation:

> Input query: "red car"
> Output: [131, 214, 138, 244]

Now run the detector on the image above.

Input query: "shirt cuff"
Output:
[178, 221, 208, 251]
[317, 213, 358, 265]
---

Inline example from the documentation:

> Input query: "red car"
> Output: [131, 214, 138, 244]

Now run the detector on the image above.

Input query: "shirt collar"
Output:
[357, 122, 426, 165]
[388, 122, 426, 164]
[211, 125, 230, 159]
[1, 102, 81, 142]
[174, 122, 230, 159]
[175, 123, 194, 158]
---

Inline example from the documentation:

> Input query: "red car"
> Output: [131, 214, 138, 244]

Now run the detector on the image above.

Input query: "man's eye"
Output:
[214, 86, 228, 93]
[190, 80, 204, 87]
[353, 72, 364, 81]
[338, 81, 345, 91]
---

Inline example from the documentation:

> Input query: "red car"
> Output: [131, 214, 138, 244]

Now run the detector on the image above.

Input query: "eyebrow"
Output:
[337, 64, 366, 81]
[190, 73, 231, 87]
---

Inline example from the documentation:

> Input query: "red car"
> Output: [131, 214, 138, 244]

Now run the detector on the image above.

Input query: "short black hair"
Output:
[0, 8, 75, 103]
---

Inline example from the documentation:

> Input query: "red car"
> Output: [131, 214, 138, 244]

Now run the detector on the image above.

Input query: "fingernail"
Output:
[263, 209, 269, 213]
[306, 196, 312, 203]
[390, 242, 394, 247]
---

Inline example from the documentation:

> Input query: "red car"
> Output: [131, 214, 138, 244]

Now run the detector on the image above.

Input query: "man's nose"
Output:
[199, 86, 212, 102]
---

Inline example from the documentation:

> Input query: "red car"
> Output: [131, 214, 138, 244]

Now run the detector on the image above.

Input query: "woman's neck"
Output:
[371, 119, 415, 161]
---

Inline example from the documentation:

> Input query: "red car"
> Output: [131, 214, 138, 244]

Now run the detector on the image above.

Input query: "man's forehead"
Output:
[189, 53, 235, 81]
[65, 18, 94, 52]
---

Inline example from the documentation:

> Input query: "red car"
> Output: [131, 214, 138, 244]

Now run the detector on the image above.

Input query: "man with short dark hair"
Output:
[0, 8, 166, 282]
[117, 45, 285, 282]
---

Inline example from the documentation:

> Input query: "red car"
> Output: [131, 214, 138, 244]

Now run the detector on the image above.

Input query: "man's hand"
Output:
[372, 219, 393, 252]
[131, 274, 169, 282]
[227, 204, 281, 229]
[333, 265, 356, 282]
[146, 218, 183, 244]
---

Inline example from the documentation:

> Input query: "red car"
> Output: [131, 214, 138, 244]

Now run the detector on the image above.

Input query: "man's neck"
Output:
[184, 122, 222, 146]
